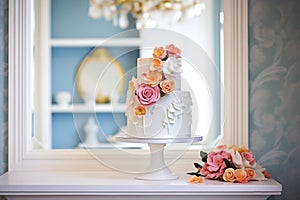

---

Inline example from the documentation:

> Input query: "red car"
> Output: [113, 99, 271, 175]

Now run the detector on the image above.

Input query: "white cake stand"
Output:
[115, 136, 202, 181]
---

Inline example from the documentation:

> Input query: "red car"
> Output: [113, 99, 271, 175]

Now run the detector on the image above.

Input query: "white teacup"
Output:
[55, 91, 71, 106]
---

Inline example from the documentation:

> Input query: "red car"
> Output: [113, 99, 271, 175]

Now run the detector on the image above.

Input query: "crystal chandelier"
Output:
[88, 0, 206, 29]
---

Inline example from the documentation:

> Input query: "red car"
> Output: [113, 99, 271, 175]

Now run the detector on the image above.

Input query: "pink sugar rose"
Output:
[136, 84, 160, 107]
[200, 150, 232, 179]
[166, 44, 181, 58]
[241, 152, 256, 166]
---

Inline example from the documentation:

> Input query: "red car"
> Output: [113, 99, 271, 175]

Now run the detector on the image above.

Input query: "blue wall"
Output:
[0, 0, 8, 176]
[248, 0, 300, 199]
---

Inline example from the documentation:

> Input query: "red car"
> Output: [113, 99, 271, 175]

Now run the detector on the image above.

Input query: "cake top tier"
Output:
[137, 44, 182, 77]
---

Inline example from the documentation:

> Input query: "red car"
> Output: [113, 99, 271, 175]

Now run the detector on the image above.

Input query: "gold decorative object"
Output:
[88, 0, 205, 29]
[75, 48, 125, 104]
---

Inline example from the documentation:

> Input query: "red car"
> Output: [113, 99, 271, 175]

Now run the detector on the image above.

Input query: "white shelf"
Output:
[50, 38, 141, 47]
[50, 104, 127, 113]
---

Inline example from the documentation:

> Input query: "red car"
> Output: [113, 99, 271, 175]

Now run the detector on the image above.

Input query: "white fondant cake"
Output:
[126, 44, 192, 138]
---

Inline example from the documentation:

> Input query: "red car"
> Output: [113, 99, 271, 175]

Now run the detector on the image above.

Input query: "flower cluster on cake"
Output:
[129, 44, 182, 114]
[188, 145, 271, 184]
[126, 44, 192, 138]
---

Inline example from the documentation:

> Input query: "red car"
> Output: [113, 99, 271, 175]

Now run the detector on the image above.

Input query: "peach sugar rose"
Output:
[223, 168, 235, 183]
[235, 169, 248, 183]
[142, 70, 162, 87]
[188, 176, 204, 184]
[160, 79, 175, 94]
[245, 168, 256, 180]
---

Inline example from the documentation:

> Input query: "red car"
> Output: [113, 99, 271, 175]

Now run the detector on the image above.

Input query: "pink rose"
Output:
[241, 152, 256, 165]
[200, 163, 225, 179]
[136, 84, 160, 107]
[166, 44, 181, 58]
[200, 150, 232, 179]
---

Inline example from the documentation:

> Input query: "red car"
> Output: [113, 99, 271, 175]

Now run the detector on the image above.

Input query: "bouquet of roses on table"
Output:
[187, 145, 272, 184]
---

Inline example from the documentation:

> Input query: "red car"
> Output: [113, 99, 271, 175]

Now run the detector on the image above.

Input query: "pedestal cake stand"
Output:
[115, 136, 202, 181]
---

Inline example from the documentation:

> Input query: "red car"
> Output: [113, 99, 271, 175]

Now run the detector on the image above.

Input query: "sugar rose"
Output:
[188, 176, 204, 184]
[223, 168, 235, 183]
[142, 70, 162, 87]
[241, 152, 256, 166]
[128, 77, 139, 92]
[245, 168, 256, 180]
[166, 44, 181, 58]
[150, 58, 163, 71]
[136, 84, 160, 107]
[135, 105, 146, 117]
[235, 169, 248, 183]
[200, 150, 232, 179]
[160, 79, 175, 94]
[153, 47, 167, 60]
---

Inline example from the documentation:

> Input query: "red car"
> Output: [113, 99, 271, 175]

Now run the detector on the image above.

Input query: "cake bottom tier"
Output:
[126, 91, 192, 138]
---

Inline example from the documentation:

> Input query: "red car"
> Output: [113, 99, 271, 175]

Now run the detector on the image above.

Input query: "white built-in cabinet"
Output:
[34, 0, 140, 149]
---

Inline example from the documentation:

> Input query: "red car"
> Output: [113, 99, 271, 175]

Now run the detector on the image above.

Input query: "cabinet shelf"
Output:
[50, 104, 127, 113]
[50, 38, 141, 47]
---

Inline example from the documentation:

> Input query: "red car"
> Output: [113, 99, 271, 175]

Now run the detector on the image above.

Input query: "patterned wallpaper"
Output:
[0, 0, 299, 199]
[249, 0, 300, 199]
[0, 0, 8, 176]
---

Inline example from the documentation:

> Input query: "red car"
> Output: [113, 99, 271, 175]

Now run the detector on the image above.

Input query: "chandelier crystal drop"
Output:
[89, 0, 206, 29]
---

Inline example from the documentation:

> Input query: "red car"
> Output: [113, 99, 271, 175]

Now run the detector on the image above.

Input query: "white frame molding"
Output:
[8, 0, 248, 171]
[223, 0, 249, 147]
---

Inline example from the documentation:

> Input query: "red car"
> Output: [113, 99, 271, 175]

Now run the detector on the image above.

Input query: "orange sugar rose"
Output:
[153, 47, 167, 60]
[228, 145, 249, 154]
[237, 146, 249, 154]
[135, 105, 146, 117]
[223, 168, 235, 183]
[188, 176, 204, 184]
[235, 169, 248, 183]
[151, 58, 163, 71]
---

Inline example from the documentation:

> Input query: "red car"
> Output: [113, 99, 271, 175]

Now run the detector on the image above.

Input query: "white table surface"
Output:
[0, 171, 282, 197]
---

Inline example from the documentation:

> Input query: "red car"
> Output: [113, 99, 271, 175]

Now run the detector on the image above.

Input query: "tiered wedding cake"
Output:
[126, 44, 192, 138]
